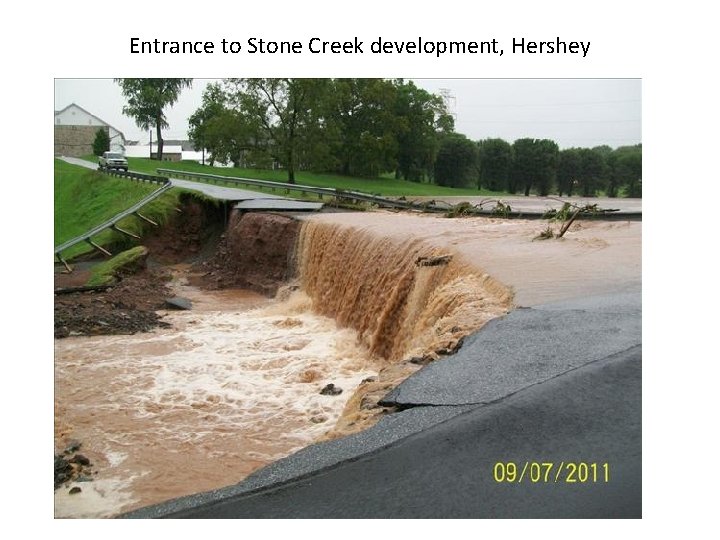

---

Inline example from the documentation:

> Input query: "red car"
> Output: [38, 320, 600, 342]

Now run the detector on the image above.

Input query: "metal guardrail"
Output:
[103, 168, 169, 185]
[54, 180, 173, 265]
[156, 168, 428, 210]
[159, 168, 642, 221]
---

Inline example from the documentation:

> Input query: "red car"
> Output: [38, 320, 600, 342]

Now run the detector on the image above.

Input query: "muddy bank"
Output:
[54, 194, 228, 338]
[54, 209, 640, 517]
[142, 194, 227, 264]
[194, 211, 301, 296]
[54, 269, 172, 338]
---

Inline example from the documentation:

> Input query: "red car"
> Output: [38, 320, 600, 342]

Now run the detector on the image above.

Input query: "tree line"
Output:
[187, 78, 455, 184]
[116, 78, 641, 197]
[444, 136, 642, 198]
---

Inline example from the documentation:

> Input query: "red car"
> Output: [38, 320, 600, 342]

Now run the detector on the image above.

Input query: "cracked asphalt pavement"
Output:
[125, 290, 641, 519]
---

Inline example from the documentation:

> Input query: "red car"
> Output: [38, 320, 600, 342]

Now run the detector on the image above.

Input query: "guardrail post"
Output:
[56, 253, 72, 273]
[112, 224, 141, 239]
[86, 239, 112, 257]
[135, 212, 158, 226]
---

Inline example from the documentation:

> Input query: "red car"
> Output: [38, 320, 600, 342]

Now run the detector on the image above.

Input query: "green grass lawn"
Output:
[55, 159, 183, 260]
[90, 156, 504, 198]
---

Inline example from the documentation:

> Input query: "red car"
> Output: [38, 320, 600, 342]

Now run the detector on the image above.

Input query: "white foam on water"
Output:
[54, 476, 139, 519]
[54, 289, 380, 517]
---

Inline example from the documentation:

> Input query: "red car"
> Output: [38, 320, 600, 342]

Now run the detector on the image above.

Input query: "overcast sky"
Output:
[54, 78, 640, 149]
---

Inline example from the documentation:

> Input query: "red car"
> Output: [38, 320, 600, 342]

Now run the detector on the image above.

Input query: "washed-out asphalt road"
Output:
[58, 156, 641, 518]
[59, 156, 322, 207]
[125, 292, 641, 519]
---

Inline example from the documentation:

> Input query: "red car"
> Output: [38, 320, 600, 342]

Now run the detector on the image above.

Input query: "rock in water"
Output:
[54, 456, 72, 489]
[69, 486, 82, 495]
[69, 454, 91, 466]
[415, 254, 452, 267]
[165, 297, 192, 310]
[320, 383, 343, 396]
[63, 440, 82, 454]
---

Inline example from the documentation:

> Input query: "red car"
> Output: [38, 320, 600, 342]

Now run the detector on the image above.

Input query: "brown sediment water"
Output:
[55, 212, 639, 518]
[54, 286, 381, 517]
[298, 221, 512, 360]
[304, 213, 641, 307]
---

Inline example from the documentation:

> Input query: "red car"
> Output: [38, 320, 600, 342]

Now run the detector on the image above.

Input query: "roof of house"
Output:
[162, 139, 196, 152]
[55, 103, 126, 141]
[150, 145, 183, 154]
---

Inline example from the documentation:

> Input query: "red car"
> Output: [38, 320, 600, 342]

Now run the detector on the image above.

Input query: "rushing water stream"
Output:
[55, 212, 641, 518]
[54, 283, 381, 518]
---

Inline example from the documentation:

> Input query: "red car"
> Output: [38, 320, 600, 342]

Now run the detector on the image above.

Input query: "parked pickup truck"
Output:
[98, 151, 128, 172]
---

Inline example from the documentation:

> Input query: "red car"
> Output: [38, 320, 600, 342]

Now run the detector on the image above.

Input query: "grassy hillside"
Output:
[54, 159, 183, 260]
[121, 157, 503, 197]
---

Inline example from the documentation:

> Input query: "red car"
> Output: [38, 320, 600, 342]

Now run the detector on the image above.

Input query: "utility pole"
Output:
[439, 88, 457, 122]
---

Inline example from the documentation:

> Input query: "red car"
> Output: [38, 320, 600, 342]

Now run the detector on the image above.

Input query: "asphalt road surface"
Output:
[125, 292, 641, 519]
[59, 157, 314, 204]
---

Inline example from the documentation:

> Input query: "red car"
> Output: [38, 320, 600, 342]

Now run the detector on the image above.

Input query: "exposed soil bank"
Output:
[141, 193, 227, 265]
[54, 207, 640, 518]
[54, 270, 172, 338]
[54, 195, 228, 338]
[194, 211, 301, 296]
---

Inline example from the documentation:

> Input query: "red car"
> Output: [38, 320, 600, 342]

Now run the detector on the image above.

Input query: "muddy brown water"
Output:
[55, 286, 381, 517]
[54, 214, 640, 518]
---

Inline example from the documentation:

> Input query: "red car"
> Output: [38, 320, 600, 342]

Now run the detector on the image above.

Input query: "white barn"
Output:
[54, 103, 126, 155]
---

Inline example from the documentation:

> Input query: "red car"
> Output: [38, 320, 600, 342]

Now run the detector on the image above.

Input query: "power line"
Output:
[465, 99, 641, 109]
[466, 119, 641, 124]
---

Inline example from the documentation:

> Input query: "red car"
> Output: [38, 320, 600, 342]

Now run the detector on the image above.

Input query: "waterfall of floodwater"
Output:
[54, 217, 512, 518]
[297, 220, 512, 360]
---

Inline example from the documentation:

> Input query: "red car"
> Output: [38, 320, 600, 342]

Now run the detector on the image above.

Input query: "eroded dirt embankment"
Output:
[55, 207, 515, 516]
[192, 210, 514, 438]
[195, 212, 301, 296]
[199, 210, 513, 357]
[55, 194, 228, 338]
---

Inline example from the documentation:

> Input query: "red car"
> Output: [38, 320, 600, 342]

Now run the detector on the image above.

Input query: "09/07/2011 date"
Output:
[493, 462, 610, 483]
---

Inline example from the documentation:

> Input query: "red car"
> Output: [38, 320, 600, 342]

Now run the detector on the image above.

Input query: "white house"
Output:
[125, 144, 185, 161]
[54, 103, 126, 156]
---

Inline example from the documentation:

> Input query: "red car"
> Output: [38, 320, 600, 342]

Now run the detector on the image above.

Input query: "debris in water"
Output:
[415, 254, 453, 267]
[55, 456, 73, 489]
[409, 355, 434, 366]
[69, 454, 90, 466]
[63, 440, 82, 454]
[320, 383, 343, 396]
[273, 317, 303, 328]
[69, 486, 82, 495]
[55, 440, 96, 490]
[165, 297, 193, 310]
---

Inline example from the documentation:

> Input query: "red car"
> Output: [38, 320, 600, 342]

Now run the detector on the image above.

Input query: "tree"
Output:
[511, 138, 536, 196]
[188, 82, 262, 167]
[613, 144, 642, 198]
[115, 78, 192, 161]
[534, 139, 559, 196]
[188, 82, 226, 165]
[225, 78, 329, 183]
[477, 138, 513, 192]
[324, 78, 399, 177]
[394, 80, 453, 182]
[434, 134, 477, 187]
[557, 148, 582, 196]
[92, 128, 110, 156]
[577, 148, 606, 196]
[511, 138, 558, 196]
